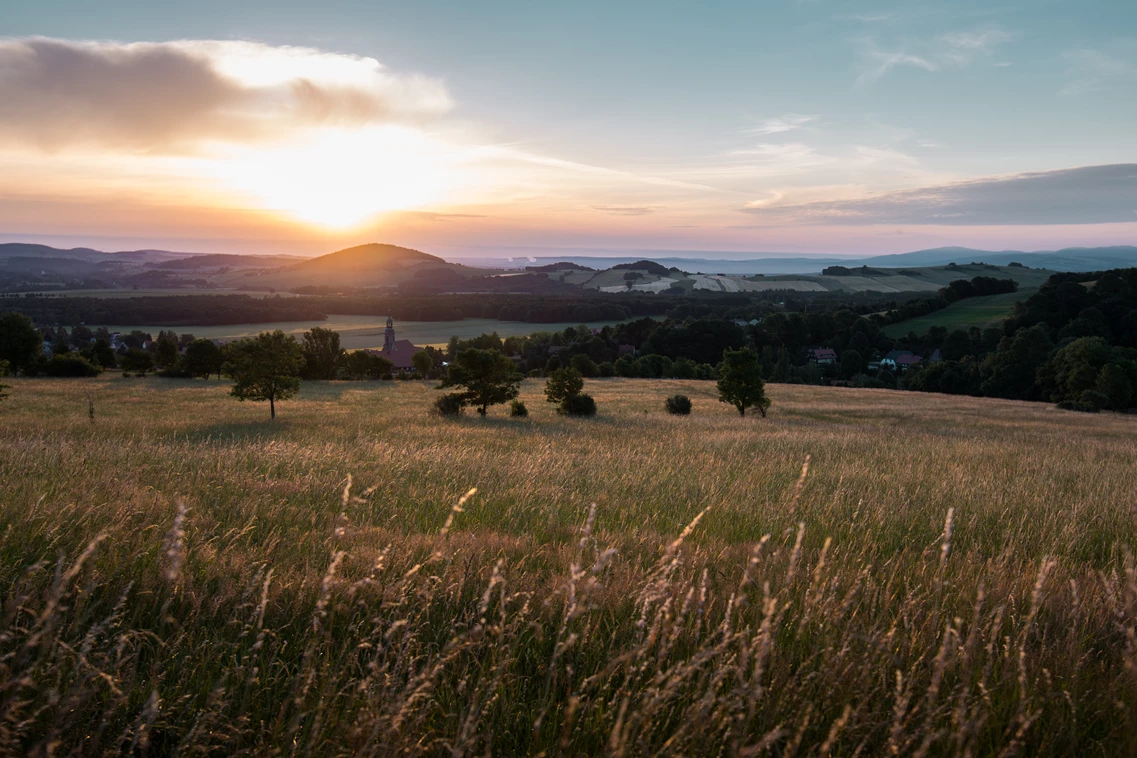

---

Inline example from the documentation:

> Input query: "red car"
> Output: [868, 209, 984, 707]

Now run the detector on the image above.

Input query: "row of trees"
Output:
[3, 304, 776, 420]
[431, 346, 770, 419]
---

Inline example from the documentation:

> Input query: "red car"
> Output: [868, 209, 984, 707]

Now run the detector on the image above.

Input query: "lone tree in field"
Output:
[545, 367, 597, 416]
[438, 348, 522, 416]
[717, 347, 771, 417]
[184, 339, 224, 380]
[224, 330, 305, 420]
[544, 367, 584, 404]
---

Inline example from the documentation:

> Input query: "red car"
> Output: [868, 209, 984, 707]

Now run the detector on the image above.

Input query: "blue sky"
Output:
[1, 0, 1135, 256]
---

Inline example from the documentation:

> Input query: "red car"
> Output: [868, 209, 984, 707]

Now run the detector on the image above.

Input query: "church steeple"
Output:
[384, 316, 396, 352]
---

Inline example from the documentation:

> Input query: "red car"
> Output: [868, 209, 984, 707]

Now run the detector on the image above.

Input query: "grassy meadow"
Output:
[883, 289, 1035, 338]
[2, 376, 1137, 755]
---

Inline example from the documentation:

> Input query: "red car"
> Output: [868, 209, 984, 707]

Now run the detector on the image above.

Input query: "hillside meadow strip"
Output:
[1, 377, 1136, 755]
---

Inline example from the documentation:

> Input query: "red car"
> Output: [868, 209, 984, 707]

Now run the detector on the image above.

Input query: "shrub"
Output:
[559, 392, 597, 417]
[1080, 389, 1109, 412]
[42, 353, 100, 378]
[509, 399, 528, 417]
[433, 393, 465, 417]
[158, 361, 191, 378]
[665, 394, 692, 415]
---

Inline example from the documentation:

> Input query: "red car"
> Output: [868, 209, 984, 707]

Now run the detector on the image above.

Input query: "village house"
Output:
[808, 347, 837, 365]
[880, 350, 922, 372]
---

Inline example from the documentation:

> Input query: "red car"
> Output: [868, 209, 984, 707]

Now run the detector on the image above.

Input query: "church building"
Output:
[370, 316, 419, 370]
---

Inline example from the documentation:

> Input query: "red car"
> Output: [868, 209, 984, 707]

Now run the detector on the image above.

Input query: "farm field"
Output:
[2, 377, 1136, 754]
[883, 289, 1035, 337]
[90, 314, 635, 348]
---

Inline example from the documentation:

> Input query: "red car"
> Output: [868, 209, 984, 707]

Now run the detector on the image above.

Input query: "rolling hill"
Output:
[860, 245, 1137, 270]
[2, 240, 1131, 295]
[289, 243, 445, 272]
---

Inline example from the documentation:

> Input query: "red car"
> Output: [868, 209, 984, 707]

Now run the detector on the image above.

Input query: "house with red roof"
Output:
[880, 350, 922, 372]
[809, 347, 837, 365]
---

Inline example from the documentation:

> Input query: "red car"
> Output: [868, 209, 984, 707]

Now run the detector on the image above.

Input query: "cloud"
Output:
[740, 164, 1137, 225]
[591, 205, 661, 216]
[716, 141, 835, 178]
[402, 211, 488, 222]
[742, 114, 817, 136]
[856, 24, 1011, 84]
[1061, 48, 1137, 95]
[0, 37, 452, 151]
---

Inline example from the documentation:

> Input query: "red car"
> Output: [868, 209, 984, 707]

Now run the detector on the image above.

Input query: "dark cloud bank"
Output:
[744, 164, 1137, 225]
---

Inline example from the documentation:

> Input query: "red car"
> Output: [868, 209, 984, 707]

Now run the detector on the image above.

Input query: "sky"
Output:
[1, 0, 1135, 259]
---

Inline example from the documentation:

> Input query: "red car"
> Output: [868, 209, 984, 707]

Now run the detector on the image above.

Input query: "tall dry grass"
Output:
[1, 376, 1136, 755]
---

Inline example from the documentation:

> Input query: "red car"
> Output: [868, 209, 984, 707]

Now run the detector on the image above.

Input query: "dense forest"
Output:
[0, 289, 927, 327]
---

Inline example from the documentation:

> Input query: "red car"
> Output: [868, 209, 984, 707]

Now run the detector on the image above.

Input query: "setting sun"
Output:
[203, 125, 457, 229]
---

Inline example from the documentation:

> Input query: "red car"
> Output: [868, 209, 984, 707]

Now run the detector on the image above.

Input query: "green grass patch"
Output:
[883, 288, 1034, 337]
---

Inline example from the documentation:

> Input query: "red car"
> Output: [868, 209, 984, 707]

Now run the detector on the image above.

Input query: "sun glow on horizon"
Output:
[203, 126, 461, 229]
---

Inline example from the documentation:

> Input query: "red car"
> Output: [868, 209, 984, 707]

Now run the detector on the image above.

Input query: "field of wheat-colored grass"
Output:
[2, 376, 1136, 755]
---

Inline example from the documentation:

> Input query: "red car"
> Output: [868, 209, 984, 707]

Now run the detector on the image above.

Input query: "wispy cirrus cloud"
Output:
[856, 24, 1012, 84]
[1061, 47, 1137, 95]
[0, 37, 452, 152]
[741, 164, 1137, 225]
[741, 114, 818, 136]
[590, 205, 662, 216]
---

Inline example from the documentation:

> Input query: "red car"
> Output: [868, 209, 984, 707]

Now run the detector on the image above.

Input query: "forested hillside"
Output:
[905, 268, 1137, 409]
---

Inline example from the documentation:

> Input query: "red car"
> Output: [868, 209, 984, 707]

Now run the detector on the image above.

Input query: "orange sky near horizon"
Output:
[2, 37, 1135, 259]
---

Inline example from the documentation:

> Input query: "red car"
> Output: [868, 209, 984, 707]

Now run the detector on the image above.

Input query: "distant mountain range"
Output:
[507, 246, 1137, 275]
[1, 241, 1133, 294]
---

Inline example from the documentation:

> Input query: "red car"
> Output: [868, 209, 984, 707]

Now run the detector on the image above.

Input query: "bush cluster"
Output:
[433, 393, 465, 417]
[545, 367, 597, 416]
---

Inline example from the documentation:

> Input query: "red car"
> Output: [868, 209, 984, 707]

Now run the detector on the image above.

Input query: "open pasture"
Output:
[2, 377, 1136, 755]
[883, 289, 1036, 337]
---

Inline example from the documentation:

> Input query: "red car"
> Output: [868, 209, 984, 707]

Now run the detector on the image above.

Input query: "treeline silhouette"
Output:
[0, 289, 929, 328]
